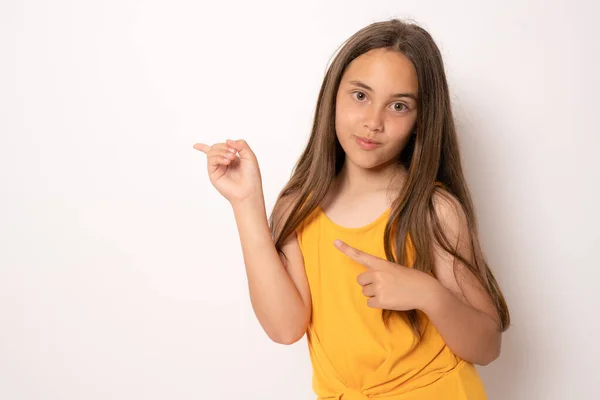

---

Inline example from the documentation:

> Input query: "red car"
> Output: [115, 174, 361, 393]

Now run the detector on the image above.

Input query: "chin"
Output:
[345, 152, 389, 170]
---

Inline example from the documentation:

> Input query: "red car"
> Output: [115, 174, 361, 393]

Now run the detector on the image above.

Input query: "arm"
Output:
[232, 193, 311, 345]
[194, 138, 310, 345]
[421, 192, 502, 366]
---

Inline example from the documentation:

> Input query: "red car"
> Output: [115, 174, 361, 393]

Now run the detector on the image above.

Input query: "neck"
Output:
[335, 158, 408, 195]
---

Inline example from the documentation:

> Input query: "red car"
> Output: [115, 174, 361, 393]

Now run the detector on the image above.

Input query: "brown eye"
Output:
[393, 103, 408, 112]
[352, 91, 366, 101]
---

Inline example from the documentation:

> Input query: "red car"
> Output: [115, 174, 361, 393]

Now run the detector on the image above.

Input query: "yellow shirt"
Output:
[296, 205, 487, 400]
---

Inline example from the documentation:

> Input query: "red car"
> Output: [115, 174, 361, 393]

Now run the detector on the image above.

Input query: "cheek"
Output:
[387, 127, 415, 154]
[388, 113, 417, 139]
[335, 101, 361, 135]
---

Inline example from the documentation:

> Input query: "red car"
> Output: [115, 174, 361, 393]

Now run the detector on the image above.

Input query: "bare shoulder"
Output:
[431, 187, 469, 240]
[430, 187, 500, 324]
[429, 187, 474, 272]
[271, 191, 302, 244]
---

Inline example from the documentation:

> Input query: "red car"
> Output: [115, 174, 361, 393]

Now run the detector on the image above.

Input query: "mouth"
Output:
[356, 136, 380, 144]
[355, 135, 381, 150]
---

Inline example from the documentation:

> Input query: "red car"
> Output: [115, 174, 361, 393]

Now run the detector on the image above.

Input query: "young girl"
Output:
[194, 18, 510, 400]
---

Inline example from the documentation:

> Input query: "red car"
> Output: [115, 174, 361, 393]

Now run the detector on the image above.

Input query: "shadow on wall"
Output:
[453, 93, 529, 400]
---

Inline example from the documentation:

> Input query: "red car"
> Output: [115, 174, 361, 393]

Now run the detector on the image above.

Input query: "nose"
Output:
[363, 106, 384, 132]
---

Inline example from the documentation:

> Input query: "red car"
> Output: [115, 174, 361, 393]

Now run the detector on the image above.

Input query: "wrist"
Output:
[418, 276, 448, 316]
[230, 190, 265, 212]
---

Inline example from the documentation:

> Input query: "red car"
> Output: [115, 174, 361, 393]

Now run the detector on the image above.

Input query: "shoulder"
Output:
[429, 188, 475, 293]
[431, 187, 470, 244]
[429, 187, 501, 326]
[271, 191, 301, 241]
[271, 190, 321, 244]
[272, 191, 298, 220]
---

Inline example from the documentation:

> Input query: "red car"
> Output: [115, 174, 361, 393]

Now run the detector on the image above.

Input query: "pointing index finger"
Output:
[193, 143, 211, 153]
[334, 239, 374, 268]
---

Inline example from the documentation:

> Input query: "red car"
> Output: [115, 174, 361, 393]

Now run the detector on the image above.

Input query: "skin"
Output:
[322, 47, 417, 226]
[335, 47, 418, 175]
[194, 139, 312, 345]
[329, 48, 502, 365]
[194, 47, 502, 364]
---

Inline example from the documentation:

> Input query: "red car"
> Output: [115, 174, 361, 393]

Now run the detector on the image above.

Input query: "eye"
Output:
[391, 102, 408, 112]
[351, 91, 367, 101]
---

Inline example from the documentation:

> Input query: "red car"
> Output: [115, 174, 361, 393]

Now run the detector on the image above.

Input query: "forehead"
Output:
[341, 48, 418, 93]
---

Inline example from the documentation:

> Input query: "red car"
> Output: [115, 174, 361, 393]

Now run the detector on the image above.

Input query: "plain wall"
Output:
[1, 1, 598, 399]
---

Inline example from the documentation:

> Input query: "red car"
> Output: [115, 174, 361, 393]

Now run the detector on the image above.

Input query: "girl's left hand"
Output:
[333, 239, 440, 312]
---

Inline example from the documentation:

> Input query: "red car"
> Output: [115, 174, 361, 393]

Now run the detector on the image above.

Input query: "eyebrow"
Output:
[348, 80, 418, 101]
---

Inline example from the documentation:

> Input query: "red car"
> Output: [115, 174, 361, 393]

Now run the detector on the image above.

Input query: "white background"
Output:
[1, 1, 598, 399]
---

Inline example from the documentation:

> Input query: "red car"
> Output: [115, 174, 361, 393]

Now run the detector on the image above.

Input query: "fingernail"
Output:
[228, 147, 236, 153]
[334, 239, 342, 247]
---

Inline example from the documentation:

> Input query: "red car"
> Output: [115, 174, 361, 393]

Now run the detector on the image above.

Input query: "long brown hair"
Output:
[268, 18, 510, 340]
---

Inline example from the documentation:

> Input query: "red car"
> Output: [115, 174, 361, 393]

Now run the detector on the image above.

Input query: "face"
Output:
[335, 47, 419, 170]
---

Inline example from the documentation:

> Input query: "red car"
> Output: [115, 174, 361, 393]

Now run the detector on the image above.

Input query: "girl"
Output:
[194, 18, 510, 400]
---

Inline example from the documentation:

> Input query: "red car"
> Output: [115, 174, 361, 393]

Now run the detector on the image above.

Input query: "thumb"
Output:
[226, 139, 256, 161]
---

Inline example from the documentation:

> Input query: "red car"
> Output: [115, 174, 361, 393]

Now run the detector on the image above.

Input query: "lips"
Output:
[355, 136, 381, 150]
[356, 136, 379, 144]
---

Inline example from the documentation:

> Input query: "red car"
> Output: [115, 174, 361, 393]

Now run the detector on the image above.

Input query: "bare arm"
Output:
[421, 192, 502, 366]
[232, 193, 311, 345]
[194, 138, 311, 345]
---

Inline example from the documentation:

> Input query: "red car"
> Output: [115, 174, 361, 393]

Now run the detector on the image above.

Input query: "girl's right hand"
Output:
[193, 139, 263, 206]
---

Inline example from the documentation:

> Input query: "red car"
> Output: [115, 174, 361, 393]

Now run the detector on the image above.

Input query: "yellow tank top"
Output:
[296, 204, 488, 400]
